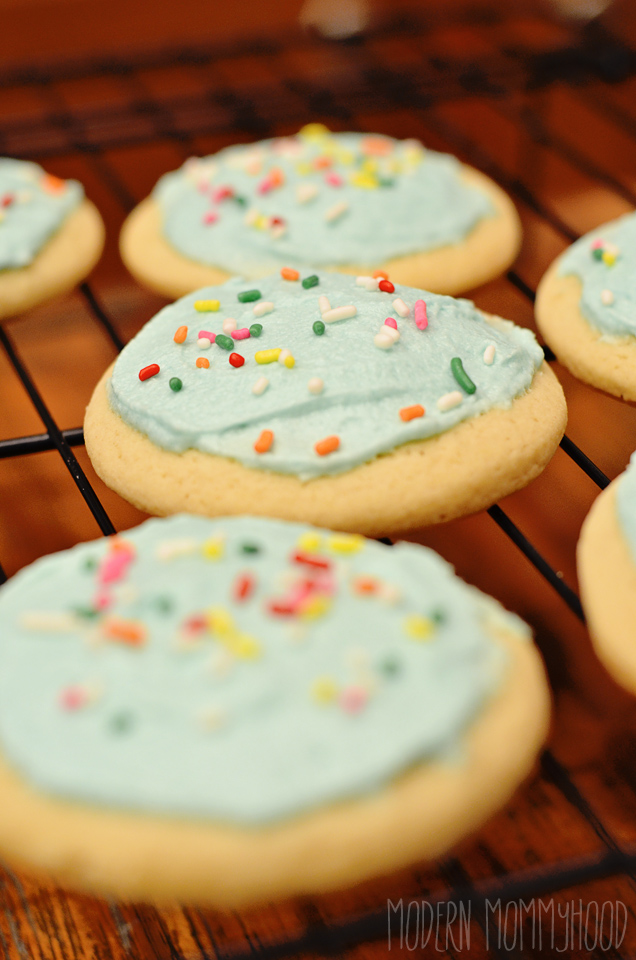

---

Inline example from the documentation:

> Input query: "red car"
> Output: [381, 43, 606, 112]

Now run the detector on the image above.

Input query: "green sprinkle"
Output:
[73, 605, 99, 620]
[154, 596, 173, 615]
[215, 334, 233, 350]
[378, 177, 395, 188]
[313, 320, 325, 336]
[380, 656, 401, 677]
[83, 556, 98, 573]
[110, 711, 135, 735]
[233, 195, 247, 206]
[431, 608, 446, 624]
[249, 323, 263, 338]
[169, 377, 183, 392]
[592, 247, 604, 261]
[302, 275, 319, 289]
[238, 289, 261, 303]
[450, 357, 476, 395]
[241, 542, 260, 554]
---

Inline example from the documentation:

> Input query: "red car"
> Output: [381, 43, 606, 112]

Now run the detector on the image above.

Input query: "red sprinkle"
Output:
[139, 364, 160, 381]
[183, 614, 207, 634]
[229, 352, 245, 368]
[267, 600, 296, 616]
[378, 279, 395, 293]
[234, 572, 256, 602]
[292, 550, 332, 570]
[1, 193, 14, 208]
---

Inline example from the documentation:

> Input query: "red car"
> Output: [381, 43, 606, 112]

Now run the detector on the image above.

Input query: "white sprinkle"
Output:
[437, 391, 463, 412]
[296, 183, 318, 204]
[325, 200, 349, 223]
[278, 348, 292, 365]
[374, 333, 394, 349]
[318, 295, 331, 314]
[601, 289, 614, 306]
[156, 538, 198, 560]
[197, 337, 211, 350]
[207, 649, 234, 677]
[483, 344, 496, 365]
[19, 612, 80, 632]
[378, 582, 402, 605]
[253, 300, 274, 317]
[322, 305, 357, 323]
[308, 377, 324, 394]
[244, 208, 260, 226]
[252, 376, 269, 395]
[604, 241, 619, 256]
[392, 297, 410, 317]
[380, 324, 400, 343]
[270, 224, 286, 240]
[223, 317, 237, 334]
[198, 706, 226, 731]
[356, 275, 380, 291]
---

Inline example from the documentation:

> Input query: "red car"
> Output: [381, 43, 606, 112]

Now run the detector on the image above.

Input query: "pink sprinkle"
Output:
[212, 185, 234, 202]
[93, 588, 112, 611]
[414, 299, 428, 330]
[325, 172, 344, 187]
[203, 211, 218, 225]
[384, 317, 397, 330]
[591, 239, 604, 249]
[198, 330, 215, 342]
[340, 685, 368, 714]
[60, 686, 88, 711]
[183, 614, 207, 634]
[231, 328, 251, 340]
[257, 177, 273, 195]
[197, 181, 210, 194]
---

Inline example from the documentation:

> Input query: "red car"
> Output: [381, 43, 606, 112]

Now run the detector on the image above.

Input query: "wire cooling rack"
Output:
[3, 7, 636, 958]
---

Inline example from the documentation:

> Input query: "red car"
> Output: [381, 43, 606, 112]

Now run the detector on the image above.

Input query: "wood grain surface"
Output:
[2, 6, 636, 958]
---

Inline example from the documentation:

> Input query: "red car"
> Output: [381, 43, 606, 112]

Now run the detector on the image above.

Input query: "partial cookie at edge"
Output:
[0, 627, 548, 907]
[119, 166, 521, 300]
[0, 200, 105, 320]
[84, 359, 566, 537]
[536, 260, 636, 402]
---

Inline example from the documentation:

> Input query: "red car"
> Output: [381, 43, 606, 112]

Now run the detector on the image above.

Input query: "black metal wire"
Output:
[0, 15, 634, 958]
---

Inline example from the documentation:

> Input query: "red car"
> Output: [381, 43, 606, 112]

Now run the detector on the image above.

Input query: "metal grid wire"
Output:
[2, 10, 636, 957]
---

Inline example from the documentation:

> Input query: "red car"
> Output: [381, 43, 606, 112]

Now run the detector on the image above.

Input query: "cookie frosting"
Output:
[558, 211, 636, 339]
[154, 125, 493, 275]
[0, 515, 527, 824]
[0, 159, 83, 270]
[107, 271, 544, 480]
[616, 453, 636, 558]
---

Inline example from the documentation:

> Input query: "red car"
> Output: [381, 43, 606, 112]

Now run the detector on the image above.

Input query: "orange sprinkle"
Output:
[254, 429, 274, 454]
[315, 435, 340, 456]
[313, 155, 332, 169]
[400, 404, 425, 422]
[281, 267, 300, 281]
[174, 325, 188, 344]
[196, 357, 210, 369]
[41, 173, 66, 193]
[102, 617, 146, 647]
[361, 135, 393, 156]
[352, 576, 380, 595]
[372, 269, 389, 280]
[269, 166, 285, 187]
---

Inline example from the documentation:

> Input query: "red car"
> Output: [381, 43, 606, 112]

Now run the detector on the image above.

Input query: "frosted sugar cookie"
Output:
[578, 454, 636, 694]
[0, 159, 104, 319]
[85, 271, 566, 536]
[0, 514, 549, 906]
[120, 125, 521, 298]
[536, 212, 636, 401]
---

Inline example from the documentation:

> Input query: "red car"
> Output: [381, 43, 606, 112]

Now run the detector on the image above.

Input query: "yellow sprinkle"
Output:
[602, 251, 617, 266]
[298, 123, 331, 140]
[351, 172, 379, 189]
[404, 615, 435, 641]
[228, 633, 262, 660]
[206, 606, 234, 635]
[300, 596, 332, 620]
[194, 299, 220, 312]
[255, 348, 282, 364]
[298, 532, 323, 552]
[335, 149, 354, 165]
[202, 537, 224, 560]
[328, 533, 365, 555]
[255, 214, 269, 230]
[361, 158, 378, 174]
[311, 676, 338, 704]
[295, 161, 313, 176]
[284, 354, 295, 369]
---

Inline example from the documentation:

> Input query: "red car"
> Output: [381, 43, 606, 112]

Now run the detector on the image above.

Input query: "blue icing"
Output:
[616, 453, 636, 560]
[108, 272, 544, 480]
[0, 515, 525, 824]
[0, 159, 83, 270]
[558, 211, 636, 338]
[154, 129, 494, 275]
